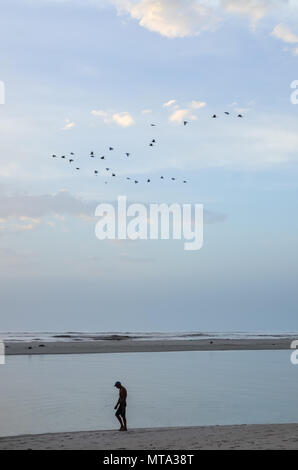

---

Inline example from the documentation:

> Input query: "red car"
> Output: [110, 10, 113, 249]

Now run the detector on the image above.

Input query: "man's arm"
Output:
[114, 397, 120, 410]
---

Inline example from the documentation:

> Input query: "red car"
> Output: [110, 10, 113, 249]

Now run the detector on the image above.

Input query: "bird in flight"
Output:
[147, 179, 151, 183]
[171, 177, 176, 181]
[237, 114, 243, 118]
[69, 159, 74, 163]
[94, 170, 98, 175]
[224, 112, 230, 115]
[76, 167, 80, 170]
[90, 152, 94, 157]
[61, 155, 66, 159]
[101, 156, 105, 160]
[52, 154, 57, 158]
[126, 153, 130, 157]
[109, 147, 114, 151]
[150, 124, 156, 126]
[112, 173, 116, 177]
[183, 121, 188, 126]
[212, 114, 217, 119]
[70, 152, 75, 155]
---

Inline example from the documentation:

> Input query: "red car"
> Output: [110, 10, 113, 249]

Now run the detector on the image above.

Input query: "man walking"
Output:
[114, 381, 127, 431]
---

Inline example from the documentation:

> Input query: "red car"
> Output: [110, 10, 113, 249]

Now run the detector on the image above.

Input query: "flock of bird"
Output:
[51, 112, 244, 185]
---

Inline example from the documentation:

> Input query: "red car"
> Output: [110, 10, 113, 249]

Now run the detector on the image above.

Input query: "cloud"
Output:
[61, 118, 75, 130]
[166, 98, 206, 124]
[190, 100, 206, 109]
[112, 111, 135, 127]
[271, 23, 298, 44]
[91, 109, 135, 127]
[0, 189, 95, 219]
[163, 99, 176, 108]
[114, 0, 221, 38]
[169, 108, 197, 124]
[222, 0, 274, 30]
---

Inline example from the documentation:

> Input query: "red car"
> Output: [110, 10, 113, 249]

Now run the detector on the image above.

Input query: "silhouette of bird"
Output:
[90, 152, 94, 157]
[94, 170, 98, 175]
[52, 154, 57, 158]
[112, 173, 116, 177]
[135, 180, 138, 184]
[106, 168, 110, 171]
[160, 176, 164, 179]
[126, 153, 130, 157]
[238, 114, 243, 118]
[171, 177, 175, 181]
[147, 179, 151, 183]
[126, 177, 131, 180]
[76, 167, 80, 170]
[224, 112, 230, 115]
[184, 121, 188, 126]
[61, 155, 66, 159]
[150, 124, 156, 126]
[109, 147, 114, 151]
[149, 143, 153, 147]
[69, 159, 74, 163]
[183, 180, 187, 183]
[101, 156, 105, 160]
[70, 152, 74, 155]
[212, 114, 217, 119]
[151, 139, 156, 143]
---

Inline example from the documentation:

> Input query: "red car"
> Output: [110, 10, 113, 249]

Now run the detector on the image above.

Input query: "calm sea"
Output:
[0, 350, 297, 436]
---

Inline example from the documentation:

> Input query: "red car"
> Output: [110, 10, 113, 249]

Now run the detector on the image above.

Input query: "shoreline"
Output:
[0, 423, 297, 449]
[4, 337, 293, 355]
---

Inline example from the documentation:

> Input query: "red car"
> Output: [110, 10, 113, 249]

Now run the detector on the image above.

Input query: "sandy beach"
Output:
[3, 337, 293, 356]
[0, 424, 297, 450]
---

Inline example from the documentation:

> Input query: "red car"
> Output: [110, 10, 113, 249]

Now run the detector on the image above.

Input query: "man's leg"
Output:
[122, 415, 127, 431]
[115, 410, 124, 430]
[121, 409, 127, 431]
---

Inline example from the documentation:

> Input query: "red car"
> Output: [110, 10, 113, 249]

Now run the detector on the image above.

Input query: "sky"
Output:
[0, 0, 298, 332]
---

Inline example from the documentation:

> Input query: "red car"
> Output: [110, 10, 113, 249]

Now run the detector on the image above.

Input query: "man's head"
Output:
[114, 381, 121, 389]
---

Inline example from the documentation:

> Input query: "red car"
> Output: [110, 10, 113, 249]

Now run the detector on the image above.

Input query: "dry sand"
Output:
[4, 337, 292, 356]
[0, 424, 297, 450]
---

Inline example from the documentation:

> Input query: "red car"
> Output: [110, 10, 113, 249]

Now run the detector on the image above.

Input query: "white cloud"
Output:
[112, 111, 135, 127]
[271, 23, 298, 44]
[190, 100, 206, 109]
[169, 108, 197, 124]
[114, 0, 221, 38]
[61, 118, 75, 130]
[91, 109, 135, 127]
[91, 109, 108, 118]
[163, 99, 176, 108]
[222, 0, 274, 30]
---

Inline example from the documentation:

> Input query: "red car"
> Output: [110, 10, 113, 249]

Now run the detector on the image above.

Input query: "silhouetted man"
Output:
[114, 381, 127, 431]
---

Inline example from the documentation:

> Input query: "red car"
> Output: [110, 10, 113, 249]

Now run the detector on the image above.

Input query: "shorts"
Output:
[115, 404, 126, 418]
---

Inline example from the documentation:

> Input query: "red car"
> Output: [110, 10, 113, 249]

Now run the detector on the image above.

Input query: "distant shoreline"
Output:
[0, 423, 298, 449]
[4, 337, 293, 355]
